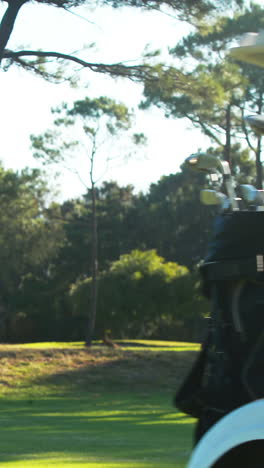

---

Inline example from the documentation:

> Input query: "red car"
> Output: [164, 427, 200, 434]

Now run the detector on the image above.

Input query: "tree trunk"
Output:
[224, 104, 231, 165]
[0, 299, 8, 341]
[255, 91, 263, 189]
[0, 1, 27, 63]
[256, 136, 263, 189]
[85, 182, 98, 346]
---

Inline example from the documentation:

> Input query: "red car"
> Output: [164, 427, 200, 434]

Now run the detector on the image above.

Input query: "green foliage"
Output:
[31, 98, 147, 345]
[97, 0, 245, 19]
[13, 0, 243, 13]
[132, 132, 148, 146]
[0, 159, 216, 344]
[0, 0, 246, 87]
[141, 4, 264, 187]
[67, 97, 132, 131]
[69, 249, 207, 339]
[31, 96, 142, 171]
[0, 0, 254, 346]
[170, 3, 264, 57]
[31, 130, 67, 164]
[139, 166, 217, 268]
[108, 249, 188, 278]
[0, 164, 65, 342]
[0, 166, 61, 270]
[142, 61, 246, 144]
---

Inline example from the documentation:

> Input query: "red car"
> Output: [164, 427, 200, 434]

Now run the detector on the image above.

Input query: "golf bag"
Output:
[175, 211, 264, 441]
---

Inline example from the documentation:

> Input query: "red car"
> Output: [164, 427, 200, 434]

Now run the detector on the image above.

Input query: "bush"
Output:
[69, 249, 209, 340]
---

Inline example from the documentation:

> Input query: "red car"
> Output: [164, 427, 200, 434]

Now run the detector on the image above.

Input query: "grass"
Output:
[0, 340, 200, 352]
[0, 340, 198, 467]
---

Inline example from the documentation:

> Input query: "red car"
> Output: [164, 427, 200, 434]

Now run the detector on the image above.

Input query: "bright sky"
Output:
[0, 2, 213, 200]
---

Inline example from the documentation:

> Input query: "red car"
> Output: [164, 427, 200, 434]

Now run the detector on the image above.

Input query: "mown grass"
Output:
[0, 339, 200, 352]
[0, 340, 198, 467]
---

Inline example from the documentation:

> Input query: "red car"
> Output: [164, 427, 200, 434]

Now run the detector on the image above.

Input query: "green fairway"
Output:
[0, 341, 197, 467]
[0, 340, 200, 352]
[0, 394, 194, 467]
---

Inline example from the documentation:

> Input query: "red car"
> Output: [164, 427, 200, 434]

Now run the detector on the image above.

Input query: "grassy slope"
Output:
[0, 340, 198, 467]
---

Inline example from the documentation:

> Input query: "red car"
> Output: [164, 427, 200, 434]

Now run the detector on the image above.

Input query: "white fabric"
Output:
[188, 400, 264, 468]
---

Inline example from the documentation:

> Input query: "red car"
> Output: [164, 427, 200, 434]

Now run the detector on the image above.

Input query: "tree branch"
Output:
[185, 114, 223, 147]
[240, 105, 256, 153]
[2, 49, 160, 82]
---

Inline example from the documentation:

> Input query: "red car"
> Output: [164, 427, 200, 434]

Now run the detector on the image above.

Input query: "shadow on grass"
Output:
[0, 394, 194, 466]
[30, 348, 197, 395]
[0, 347, 196, 466]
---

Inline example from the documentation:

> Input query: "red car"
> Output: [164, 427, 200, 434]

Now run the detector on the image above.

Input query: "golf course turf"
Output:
[0, 340, 198, 467]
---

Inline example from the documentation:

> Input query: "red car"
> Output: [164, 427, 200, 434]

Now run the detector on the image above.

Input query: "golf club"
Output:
[240, 184, 264, 207]
[185, 153, 239, 211]
[200, 190, 230, 211]
[244, 115, 264, 136]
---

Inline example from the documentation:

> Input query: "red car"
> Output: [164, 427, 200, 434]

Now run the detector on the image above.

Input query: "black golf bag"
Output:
[175, 210, 264, 443]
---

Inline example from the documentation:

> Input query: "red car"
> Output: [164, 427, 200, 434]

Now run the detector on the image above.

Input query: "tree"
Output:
[141, 166, 216, 268]
[0, 164, 64, 341]
[0, 0, 245, 83]
[69, 249, 206, 340]
[171, 3, 264, 184]
[141, 3, 264, 184]
[31, 95, 145, 346]
[94, 181, 138, 266]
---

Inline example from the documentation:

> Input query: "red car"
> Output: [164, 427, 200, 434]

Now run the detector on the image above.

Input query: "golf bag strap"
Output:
[227, 280, 264, 401]
[203, 284, 235, 415]
[242, 329, 264, 400]
[231, 281, 246, 339]
[201, 255, 264, 281]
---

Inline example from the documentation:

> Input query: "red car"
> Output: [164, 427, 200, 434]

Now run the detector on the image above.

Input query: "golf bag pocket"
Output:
[233, 280, 264, 400]
[200, 274, 264, 408]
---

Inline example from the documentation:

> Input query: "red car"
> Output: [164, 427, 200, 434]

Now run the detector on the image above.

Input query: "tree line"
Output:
[0, 1, 263, 343]
[0, 146, 255, 344]
[0, 162, 211, 343]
